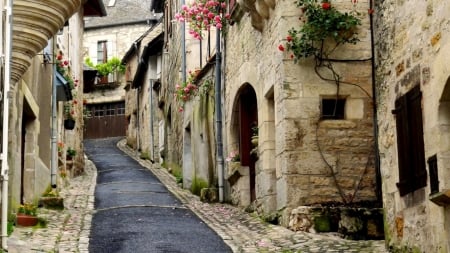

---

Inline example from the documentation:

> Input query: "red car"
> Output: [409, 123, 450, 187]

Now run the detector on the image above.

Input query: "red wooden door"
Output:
[239, 86, 258, 202]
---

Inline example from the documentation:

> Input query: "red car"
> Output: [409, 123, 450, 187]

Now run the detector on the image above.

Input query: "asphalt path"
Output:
[85, 137, 232, 253]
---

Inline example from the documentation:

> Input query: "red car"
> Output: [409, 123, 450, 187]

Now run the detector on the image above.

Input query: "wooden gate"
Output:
[84, 101, 126, 139]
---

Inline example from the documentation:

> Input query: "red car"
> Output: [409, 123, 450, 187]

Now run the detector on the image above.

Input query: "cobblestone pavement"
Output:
[6, 139, 388, 253]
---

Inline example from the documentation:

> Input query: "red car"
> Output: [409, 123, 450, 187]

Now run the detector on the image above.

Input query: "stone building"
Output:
[0, 0, 104, 247]
[122, 21, 163, 161]
[160, 0, 382, 237]
[374, 0, 450, 252]
[83, 0, 156, 139]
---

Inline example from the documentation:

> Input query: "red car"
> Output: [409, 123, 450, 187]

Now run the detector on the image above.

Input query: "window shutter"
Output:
[408, 86, 427, 190]
[394, 95, 412, 196]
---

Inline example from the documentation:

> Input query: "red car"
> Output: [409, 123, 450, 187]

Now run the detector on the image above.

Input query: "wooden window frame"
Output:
[392, 85, 427, 196]
[97, 40, 107, 64]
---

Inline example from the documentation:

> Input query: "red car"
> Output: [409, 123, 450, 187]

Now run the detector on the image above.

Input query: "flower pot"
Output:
[16, 214, 38, 227]
[64, 119, 75, 130]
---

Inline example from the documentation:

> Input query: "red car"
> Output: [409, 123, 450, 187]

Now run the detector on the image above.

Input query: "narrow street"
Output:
[7, 137, 387, 253]
[84, 137, 232, 253]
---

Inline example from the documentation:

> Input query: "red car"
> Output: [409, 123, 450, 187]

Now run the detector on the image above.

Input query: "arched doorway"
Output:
[237, 84, 258, 202]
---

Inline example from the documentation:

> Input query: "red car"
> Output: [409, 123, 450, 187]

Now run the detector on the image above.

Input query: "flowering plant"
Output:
[175, 70, 199, 112]
[226, 150, 240, 162]
[64, 102, 76, 120]
[279, 0, 361, 60]
[175, 0, 230, 40]
[18, 202, 37, 216]
[57, 142, 64, 153]
[56, 53, 78, 90]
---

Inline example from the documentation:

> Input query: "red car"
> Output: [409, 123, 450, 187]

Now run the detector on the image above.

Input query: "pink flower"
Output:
[214, 15, 221, 23]
[216, 22, 222, 29]
[178, 107, 184, 112]
[278, 44, 285, 51]
[287, 35, 292, 42]
[184, 87, 190, 93]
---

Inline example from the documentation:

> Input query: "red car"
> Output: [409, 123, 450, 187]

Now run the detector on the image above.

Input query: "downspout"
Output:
[137, 86, 140, 150]
[369, 0, 382, 203]
[51, 38, 57, 188]
[215, 28, 224, 202]
[1, 0, 13, 249]
[150, 80, 155, 161]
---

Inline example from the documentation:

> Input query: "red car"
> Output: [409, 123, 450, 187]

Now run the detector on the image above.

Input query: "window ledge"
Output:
[429, 189, 450, 206]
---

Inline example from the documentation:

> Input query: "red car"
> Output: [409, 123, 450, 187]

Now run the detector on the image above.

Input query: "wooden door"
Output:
[84, 102, 126, 139]
[239, 86, 258, 202]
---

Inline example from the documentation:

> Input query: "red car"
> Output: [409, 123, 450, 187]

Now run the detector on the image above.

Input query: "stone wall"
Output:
[374, 0, 450, 251]
[84, 24, 150, 63]
[224, 0, 377, 226]
[159, 13, 184, 167]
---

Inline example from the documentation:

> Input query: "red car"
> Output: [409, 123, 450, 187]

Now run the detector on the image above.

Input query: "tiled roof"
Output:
[84, 0, 154, 29]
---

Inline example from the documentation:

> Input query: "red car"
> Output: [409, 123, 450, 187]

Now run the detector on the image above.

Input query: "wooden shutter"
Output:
[394, 94, 411, 196]
[408, 86, 427, 190]
[393, 85, 427, 196]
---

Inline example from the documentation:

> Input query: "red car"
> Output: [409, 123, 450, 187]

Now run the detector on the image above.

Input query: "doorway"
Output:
[238, 84, 258, 202]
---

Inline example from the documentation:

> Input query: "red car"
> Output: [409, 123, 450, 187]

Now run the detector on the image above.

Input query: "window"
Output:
[392, 85, 427, 196]
[97, 41, 107, 64]
[321, 98, 346, 120]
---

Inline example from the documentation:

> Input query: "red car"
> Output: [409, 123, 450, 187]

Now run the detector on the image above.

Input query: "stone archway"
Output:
[228, 83, 258, 206]
[438, 76, 450, 252]
[438, 77, 450, 190]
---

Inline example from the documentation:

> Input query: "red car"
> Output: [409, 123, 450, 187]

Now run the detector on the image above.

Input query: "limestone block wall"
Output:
[374, 0, 450, 252]
[160, 17, 184, 166]
[225, 0, 376, 225]
[84, 24, 150, 63]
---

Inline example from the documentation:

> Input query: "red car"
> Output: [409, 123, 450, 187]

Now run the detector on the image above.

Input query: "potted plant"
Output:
[85, 57, 125, 86]
[66, 147, 76, 160]
[63, 103, 76, 130]
[57, 141, 64, 157]
[16, 202, 38, 227]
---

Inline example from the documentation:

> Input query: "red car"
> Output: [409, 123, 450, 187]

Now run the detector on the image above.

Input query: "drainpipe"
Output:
[137, 86, 140, 150]
[215, 28, 224, 202]
[150, 80, 155, 161]
[369, 0, 382, 203]
[51, 38, 57, 188]
[1, 0, 13, 249]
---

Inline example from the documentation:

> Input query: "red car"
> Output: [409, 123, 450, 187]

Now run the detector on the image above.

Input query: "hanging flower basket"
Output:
[64, 119, 75, 130]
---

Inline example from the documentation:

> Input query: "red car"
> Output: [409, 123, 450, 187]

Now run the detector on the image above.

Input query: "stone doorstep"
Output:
[289, 206, 385, 240]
